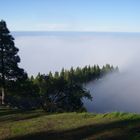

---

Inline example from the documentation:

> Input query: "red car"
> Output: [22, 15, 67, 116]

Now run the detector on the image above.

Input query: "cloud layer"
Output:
[15, 32, 140, 76]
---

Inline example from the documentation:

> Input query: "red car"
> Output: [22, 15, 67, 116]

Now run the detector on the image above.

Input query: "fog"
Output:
[14, 32, 140, 75]
[84, 64, 140, 113]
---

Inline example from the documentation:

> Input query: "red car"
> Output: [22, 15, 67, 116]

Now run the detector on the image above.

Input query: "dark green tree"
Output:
[0, 20, 27, 105]
[7, 79, 40, 109]
[37, 74, 92, 112]
[54, 71, 59, 79]
[32, 64, 117, 111]
[60, 68, 65, 78]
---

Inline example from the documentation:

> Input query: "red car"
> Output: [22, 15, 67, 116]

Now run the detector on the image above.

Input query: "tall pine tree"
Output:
[0, 20, 27, 105]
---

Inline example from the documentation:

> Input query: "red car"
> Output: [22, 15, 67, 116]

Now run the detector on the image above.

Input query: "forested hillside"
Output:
[7, 64, 118, 112]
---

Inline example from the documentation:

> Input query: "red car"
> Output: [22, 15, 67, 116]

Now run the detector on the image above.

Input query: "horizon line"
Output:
[11, 30, 140, 33]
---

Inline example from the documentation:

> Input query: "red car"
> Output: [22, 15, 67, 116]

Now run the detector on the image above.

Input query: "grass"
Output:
[0, 108, 140, 140]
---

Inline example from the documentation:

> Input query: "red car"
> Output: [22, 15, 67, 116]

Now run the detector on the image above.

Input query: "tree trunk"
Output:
[1, 43, 5, 105]
[1, 87, 5, 105]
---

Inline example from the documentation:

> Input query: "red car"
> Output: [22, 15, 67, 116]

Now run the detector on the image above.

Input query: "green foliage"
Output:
[0, 20, 27, 104]
[7, 79, 41, 109]
[0, 20, 27, 83]
[8, 63, 117, 110]
[57, 64, 117, 84]
[31, 64, 117, 112]
[32, 75, 91, 112]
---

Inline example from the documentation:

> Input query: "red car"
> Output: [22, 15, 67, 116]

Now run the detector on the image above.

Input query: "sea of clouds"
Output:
[14, 32, 140, 75]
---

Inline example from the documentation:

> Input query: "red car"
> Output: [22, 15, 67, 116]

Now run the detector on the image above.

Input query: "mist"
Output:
[84, 62, 140, 113]
[14, 32, 140, 75]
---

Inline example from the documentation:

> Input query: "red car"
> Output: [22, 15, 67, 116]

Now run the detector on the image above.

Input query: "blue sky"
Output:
[0, 0, 140, 32]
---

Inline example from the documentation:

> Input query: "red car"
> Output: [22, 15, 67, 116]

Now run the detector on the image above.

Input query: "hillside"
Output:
[0, 108, 140, 140]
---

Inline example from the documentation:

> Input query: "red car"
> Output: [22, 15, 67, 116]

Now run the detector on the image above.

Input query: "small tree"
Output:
[0, 20, 27, 105]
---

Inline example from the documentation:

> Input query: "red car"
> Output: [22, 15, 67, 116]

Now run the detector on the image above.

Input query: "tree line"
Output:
[0, 20, 118, 112]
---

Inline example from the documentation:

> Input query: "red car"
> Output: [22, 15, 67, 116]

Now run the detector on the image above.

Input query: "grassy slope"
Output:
[0, 108, 140, 140]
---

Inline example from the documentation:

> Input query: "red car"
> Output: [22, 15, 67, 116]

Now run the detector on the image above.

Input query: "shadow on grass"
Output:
[0, 109, 22, 116]
[0, 108, 46, 122]
[0, 114, 46, 123]
[7, 118, 140, 140]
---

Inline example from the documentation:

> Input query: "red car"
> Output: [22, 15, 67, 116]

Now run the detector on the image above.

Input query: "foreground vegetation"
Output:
[1, 108, 140, 140]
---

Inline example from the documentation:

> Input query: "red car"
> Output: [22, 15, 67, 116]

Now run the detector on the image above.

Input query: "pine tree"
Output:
[0, 20, 27, 105]
[60, 68, 65, 78]
[54, 71, 59, 79]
